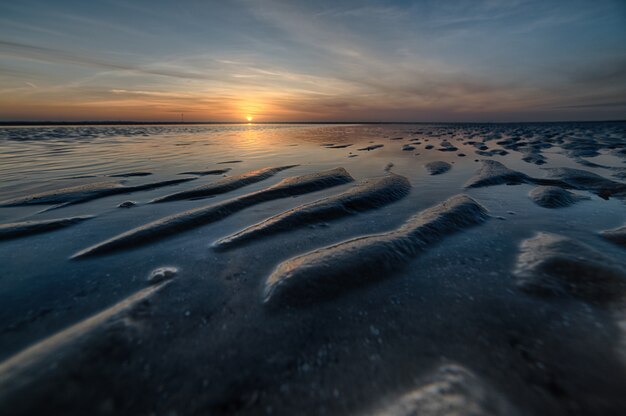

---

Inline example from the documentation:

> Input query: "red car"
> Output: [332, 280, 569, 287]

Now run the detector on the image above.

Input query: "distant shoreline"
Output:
[0, 120, 624, 126]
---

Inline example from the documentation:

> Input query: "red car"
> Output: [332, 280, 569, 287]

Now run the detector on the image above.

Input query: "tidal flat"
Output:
[1, 122, 626, 415]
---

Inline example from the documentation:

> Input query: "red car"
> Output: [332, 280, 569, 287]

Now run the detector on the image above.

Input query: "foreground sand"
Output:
[0, 122, 625, 415]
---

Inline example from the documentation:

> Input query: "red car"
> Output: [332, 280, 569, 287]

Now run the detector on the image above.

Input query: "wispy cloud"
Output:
[0, 40, 210, 80]
[1, 0, 625, 121]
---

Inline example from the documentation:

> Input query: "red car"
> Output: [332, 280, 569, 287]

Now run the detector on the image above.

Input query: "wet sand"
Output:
[1, 122, 625, 415]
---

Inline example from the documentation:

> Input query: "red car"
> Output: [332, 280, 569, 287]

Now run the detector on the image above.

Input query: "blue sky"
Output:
[1, 0, 625, 121]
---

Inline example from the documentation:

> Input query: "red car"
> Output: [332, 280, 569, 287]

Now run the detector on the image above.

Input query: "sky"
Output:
[0, 0, 625, 122]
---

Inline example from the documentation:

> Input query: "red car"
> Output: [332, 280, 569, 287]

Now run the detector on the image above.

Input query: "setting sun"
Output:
[246, 116, 253, 122]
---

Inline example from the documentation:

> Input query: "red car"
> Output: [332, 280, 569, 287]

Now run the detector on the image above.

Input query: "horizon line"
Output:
[1, 119, 625, 127]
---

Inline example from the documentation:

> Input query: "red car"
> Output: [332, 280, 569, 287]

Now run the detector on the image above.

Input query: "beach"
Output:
[1, 122, 626, 415]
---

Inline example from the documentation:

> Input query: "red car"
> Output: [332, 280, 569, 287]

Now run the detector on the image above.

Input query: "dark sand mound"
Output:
[72, 168, 354, 258]
[178, 168, 231, 176]
[437, 140, 458, 152]
[573, 159, 626, 180]
[542, 167, 626, 200]
[0, 280, 172, 406]
[574, 158, 610, 169]
[213, 174, 411, 251]
[520, 148, 546, 165]
[464, 160, 575, 189]
[466, 161, 626, 200]
[600, 225, 626, 248]
[561, 138, 602, 158]
[425, 161, 452, 175]
[465, 160, 533, 188]
[475, 149, 508, 157]
[0, 178, 196, 208]
[60, 175, 98, 180]
[324, 144, 353, 149]
[464, 141, 489, 151]
[0, 216, 94, 240]
[263, 194, 489, 307]
[108, 172, 152, 177]
[529, 186, 589, 208]
[358, 144, 384, 151]
[147, 266, 178, 283]
[514, 232, 626, 302]
[612, 169, 626, 180]
[152, 165, 296, 203]
[370, 365, 519, 416]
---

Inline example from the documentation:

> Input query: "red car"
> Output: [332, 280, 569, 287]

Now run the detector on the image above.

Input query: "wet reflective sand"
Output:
[1, 122, 625, 415]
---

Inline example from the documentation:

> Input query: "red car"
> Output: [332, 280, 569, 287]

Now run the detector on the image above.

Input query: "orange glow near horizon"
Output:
[1, 2, 625, 123]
